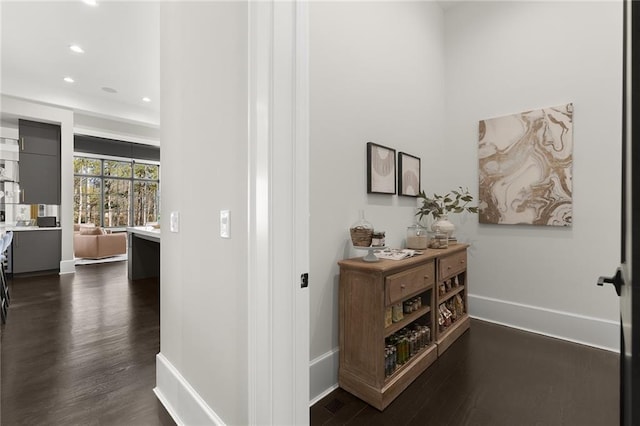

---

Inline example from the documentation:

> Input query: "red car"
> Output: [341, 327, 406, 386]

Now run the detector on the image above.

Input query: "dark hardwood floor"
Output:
[2, 262, 619, 425]
[1, 262, 174, 426]
[312, 319, 619, 426]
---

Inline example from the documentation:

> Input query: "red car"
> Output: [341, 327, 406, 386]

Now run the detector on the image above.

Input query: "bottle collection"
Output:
[384, 324, 431, 378]
[385, 296, 424, 327]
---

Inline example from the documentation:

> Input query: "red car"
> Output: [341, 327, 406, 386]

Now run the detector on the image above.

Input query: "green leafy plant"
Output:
[416, 187, 479, 221]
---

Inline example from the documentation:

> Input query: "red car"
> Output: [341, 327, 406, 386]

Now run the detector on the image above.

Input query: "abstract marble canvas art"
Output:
[478, 103, 573, 226]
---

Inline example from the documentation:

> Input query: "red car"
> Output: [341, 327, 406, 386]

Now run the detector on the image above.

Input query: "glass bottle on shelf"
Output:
[406, 222, 428, 249]
[350, 209, 373, 247]
[432, 225, 448, 249]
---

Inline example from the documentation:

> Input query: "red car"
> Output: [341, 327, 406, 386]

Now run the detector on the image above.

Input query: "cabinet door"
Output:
[19, 152, 60, 204]
[12, 230, 61, 274]
[18, 120, 60, 156]
[18, 119, 61, 204]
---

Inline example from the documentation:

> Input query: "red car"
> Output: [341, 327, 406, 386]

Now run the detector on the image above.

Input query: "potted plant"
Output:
[416, 187, 478, 239]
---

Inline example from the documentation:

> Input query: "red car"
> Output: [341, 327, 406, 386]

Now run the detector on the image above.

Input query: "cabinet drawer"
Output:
[385, 262, 434, 305]
[439, 250, 467, 280]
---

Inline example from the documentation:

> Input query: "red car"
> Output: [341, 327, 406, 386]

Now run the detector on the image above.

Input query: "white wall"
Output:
[309, 1, 446, 401]
[443, 1, 622, 349]
[74, 113, 160, 146]
[309, 0, 623, 402]
[157, 3, 249, 425]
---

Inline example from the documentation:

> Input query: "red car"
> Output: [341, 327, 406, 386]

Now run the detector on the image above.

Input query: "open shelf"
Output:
[438, 285, 464, 304]
[384, 305, 431, 337]
[384, 342, 436, 384]
[436, 313, 470, 355]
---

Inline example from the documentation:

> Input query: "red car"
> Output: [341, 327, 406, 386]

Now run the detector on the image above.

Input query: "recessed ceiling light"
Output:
[69, 44, 84, 54]
[142, 97, 151, 103]
[82, 0, 98, 6]
[102, 87, 117, 94]
[63, 77, 75, 83]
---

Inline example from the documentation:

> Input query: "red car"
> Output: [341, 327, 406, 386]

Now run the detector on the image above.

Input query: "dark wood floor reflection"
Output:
[1, 262, 174, 426]
[312, 319, 619, 426]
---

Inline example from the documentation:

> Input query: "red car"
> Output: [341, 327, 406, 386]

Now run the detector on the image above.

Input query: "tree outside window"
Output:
[104, 179, 130, 227]
[133, 181, 159, 226]
[74, 176, 101, 224]
[73, 156, 159, 228]
[133, 163, 159, 226]
[104, 160, 132, 178]
[74, 157, 101, 175]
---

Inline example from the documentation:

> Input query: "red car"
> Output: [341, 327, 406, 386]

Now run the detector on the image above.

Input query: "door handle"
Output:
[597, 268, 622, 296]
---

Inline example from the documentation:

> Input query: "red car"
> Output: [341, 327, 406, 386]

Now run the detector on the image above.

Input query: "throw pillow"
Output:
[79, 227, 102, 235]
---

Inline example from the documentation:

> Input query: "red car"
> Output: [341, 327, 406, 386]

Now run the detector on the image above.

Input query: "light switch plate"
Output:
[170, 211, 180, 233]
[220, 210, 230, 238]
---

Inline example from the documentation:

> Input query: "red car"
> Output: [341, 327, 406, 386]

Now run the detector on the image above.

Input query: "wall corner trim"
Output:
[309, 347, 340, 405]
[59, 259, 76, 275]
[155, 352, 226, 426]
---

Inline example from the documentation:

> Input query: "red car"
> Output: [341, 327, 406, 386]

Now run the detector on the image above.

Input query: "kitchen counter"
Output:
[127, 227, 160, 280]
[127, 226, 160, 241]
[1, 226, 62, 232]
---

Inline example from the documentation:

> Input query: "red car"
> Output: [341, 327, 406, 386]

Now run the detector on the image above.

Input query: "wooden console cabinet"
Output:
[435, 245, 470, 355]
[338, 244, 469, 410]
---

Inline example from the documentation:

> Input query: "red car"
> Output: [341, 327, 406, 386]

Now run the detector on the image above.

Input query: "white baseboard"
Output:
[310, 383, 339, 407]
[307, 296, 620, 405]
[59, 259, 76, 275]
[468, 294, 620, 352]
[309, 347, 339, 405]
[155, 352, 226, 426]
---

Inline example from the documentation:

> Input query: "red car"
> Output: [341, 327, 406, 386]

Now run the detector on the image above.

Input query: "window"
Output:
[74, 156, 159, 228]
[103, 179, 130, 227]
[133, 181, 159, 226]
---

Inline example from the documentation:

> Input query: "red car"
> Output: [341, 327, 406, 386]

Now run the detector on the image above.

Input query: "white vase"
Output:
[431, 215, 455, 238]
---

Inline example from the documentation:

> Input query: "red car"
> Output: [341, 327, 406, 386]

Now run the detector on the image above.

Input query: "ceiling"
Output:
[1, 1, 160, 128]
[0, 0, 461, 131]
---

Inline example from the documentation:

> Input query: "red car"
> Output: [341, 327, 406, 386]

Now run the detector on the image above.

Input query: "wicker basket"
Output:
[350, 226, 373, 247]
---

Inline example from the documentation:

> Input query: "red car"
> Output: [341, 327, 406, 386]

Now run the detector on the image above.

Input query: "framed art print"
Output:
[367, 142, 396, 194]
[478, 103, 573, 226]
[398, 152, 421, 197]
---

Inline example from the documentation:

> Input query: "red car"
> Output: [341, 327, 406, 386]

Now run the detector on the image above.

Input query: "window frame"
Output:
[73, 153, 160, 229]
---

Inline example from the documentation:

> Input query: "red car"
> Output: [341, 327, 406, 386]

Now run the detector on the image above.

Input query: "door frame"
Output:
[621, 0, 640, 423]
[247, 1, 310, 424]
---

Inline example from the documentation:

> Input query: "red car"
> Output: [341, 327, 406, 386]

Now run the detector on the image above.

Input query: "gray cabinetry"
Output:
[19, 152, 60, 205]
[18, 120, 61, 205]
[12, 230, 61, 274]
